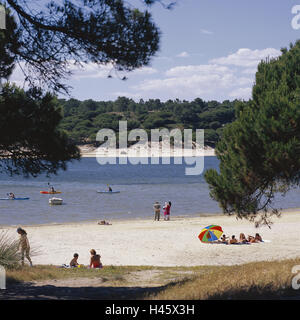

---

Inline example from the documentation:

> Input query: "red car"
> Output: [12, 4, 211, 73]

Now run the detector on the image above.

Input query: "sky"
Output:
[10, 0, 300, 102]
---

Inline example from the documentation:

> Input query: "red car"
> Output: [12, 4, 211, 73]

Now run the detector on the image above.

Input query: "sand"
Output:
[78, 143, 216, 158]
[2, 210, 300, 267]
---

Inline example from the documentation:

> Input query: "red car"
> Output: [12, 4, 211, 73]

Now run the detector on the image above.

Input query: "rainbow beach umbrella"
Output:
[198, 225, 223, 243]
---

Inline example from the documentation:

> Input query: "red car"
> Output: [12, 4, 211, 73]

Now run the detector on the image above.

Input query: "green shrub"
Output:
[0, 231, 21, 269]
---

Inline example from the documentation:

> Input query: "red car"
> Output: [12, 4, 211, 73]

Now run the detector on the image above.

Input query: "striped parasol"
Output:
[198, 225, 223, 243]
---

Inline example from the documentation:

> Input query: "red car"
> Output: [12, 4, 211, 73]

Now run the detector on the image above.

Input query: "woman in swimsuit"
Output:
[239, 233, 248, 243]
[89, 249, 103, 268]
[17, 227, 33, 266]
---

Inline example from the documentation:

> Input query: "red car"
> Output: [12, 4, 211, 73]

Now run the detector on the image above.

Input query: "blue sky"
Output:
[11, 0, 300, 102]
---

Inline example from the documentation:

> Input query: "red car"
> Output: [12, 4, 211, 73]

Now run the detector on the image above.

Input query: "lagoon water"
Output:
[0, 156, 299, 225]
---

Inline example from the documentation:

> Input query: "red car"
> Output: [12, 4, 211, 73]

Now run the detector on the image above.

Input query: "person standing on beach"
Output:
[163, 201, 171, 221]
[17, 227, 33, 267]
[153, 201, 161, 221]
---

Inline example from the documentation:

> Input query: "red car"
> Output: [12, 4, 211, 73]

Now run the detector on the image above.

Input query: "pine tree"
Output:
[205, 40, 300, 226]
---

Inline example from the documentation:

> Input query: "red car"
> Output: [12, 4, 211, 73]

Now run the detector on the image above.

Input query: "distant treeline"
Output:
[58, 97, 239, 147]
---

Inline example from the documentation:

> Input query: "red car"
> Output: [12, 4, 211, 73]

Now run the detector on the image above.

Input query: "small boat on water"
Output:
[49, 197, 63, 205]
[40, 191, 62, 194]
[0, 197, 30, 200]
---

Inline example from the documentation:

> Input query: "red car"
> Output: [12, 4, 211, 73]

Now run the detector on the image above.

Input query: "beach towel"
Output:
[57, 264, 72, 268]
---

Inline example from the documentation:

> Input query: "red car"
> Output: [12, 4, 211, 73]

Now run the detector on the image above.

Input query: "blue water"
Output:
[0, 156, 299, 225]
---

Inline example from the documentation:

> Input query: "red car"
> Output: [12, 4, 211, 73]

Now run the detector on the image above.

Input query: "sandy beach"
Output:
[2, 210, 300, 267]
[78, 143, 216, 158]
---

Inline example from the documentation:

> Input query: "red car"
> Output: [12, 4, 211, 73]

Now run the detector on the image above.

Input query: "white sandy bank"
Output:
[79, 143, 216, 158]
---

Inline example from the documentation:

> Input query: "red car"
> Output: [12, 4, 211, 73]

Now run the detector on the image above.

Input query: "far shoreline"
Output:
[1, 207, 299, 229]
[78, 144, 216, 158]
[0, 212, 222, 229]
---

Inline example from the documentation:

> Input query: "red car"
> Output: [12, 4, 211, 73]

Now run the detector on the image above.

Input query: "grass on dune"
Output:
[5, 259, 300, 299]
[6, 265, 156, 284]
[147, 258, 300, 300]
[0, 231, 21, 269]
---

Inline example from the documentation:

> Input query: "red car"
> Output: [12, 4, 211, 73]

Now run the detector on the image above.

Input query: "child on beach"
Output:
[70, 253, 79, 267]
[17, 227, 33, 267]
[89, 249, 103, 269]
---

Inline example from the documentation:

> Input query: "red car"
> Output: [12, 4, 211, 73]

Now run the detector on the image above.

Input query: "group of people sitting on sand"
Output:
[217, 233, 263, 244]
[68, 249, 103, 268]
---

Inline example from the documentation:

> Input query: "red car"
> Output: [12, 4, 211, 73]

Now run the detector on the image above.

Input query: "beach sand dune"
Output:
[2, 210, 300, 267]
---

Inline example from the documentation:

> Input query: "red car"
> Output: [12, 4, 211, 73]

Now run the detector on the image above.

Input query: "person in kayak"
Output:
[48, 182, 56, 193]
[8, 192, 15, 199]
[107, 184, 112, 192]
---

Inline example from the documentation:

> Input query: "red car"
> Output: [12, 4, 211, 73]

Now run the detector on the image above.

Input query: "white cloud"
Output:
[242, 67, 258, 75]
[127, 48, 280, 101]
[176, 51, 190, 58]
[123, 47, 281, 101]
[200, 29, 214, 35]
[210, 48, 281, 67]
[7, 47, 281, 102]
[132, 67, 252, 101]
[165, 64, 230, 77]
[69, 62, 158, 80]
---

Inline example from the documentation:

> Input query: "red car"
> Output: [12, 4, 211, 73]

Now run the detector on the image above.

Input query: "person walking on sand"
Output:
[153, 201, 161, 221]
[17, 227, 33, 267]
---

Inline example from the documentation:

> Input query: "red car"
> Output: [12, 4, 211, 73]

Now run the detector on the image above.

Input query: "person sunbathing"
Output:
[255, 233, 263, 242]
[248, 235, 255, 243]
[98, 220, 111, 225]
[239, 233, 248, 244]
[248, 233, 263, 243]
[228, 235, 238, 244]
[218, 234, 229, 243]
